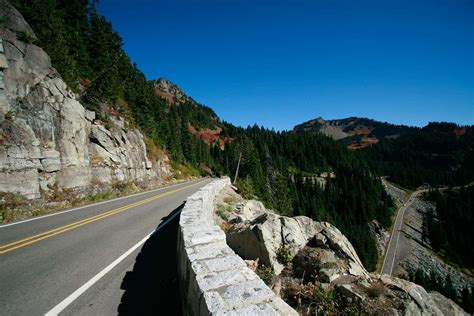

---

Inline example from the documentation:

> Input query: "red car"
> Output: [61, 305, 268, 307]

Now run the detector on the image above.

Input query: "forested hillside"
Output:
[296, 117, 474, 189]
[424, 186, 474, 270]
[9, 0, 395, 271]
[365, 123, 474, 189]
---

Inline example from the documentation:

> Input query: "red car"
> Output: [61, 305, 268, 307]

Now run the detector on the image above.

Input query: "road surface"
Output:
[0, 178, 210, 315]
[380, 189, 425, 276]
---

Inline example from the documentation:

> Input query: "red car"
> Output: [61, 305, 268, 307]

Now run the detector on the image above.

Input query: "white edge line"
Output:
[384, 191, 422, 275]
[0, 179, 198, 228]
[380, 190, 417, 275]
[44, 233, 152, 316]
[45, 205, 184, 316]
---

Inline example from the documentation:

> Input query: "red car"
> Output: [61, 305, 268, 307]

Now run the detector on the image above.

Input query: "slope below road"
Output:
[0, 178, 211, 315]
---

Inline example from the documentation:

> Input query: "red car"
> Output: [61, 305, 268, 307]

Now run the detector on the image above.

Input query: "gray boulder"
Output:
[380, 274, 468, 316]
[227, 208, 368, 277]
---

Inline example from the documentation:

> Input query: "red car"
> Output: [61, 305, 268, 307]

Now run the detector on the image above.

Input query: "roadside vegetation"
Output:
[282, 280, 359, 315]
[0, 180, 172, 224]
[365, 122, 474, 189]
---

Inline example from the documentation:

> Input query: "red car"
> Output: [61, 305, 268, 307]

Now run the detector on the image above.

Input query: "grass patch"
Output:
[276, 244, 292, 265]
[171, 161, 200, 179]
[216, 204, 230, 221]
[144, 136, 166, 162]
[223, 196, 234, 204]
[4, 111, 13, 121]
[0, 180, 152, 224]
[366, 282, 386, 298]
[282, 280, 359, 315]
[84, 190, 115, 202]
[256, 264, 275, 286]
[17, 31, 36, 44]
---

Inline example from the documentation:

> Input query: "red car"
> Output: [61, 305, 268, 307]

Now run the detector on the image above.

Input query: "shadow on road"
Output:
[118, 204, 184, 315]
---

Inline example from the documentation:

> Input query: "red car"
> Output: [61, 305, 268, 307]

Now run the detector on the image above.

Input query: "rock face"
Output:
[218, 187, 468, 315]
[380, 275, 468, 316]
[368, 219, 389, 258]
[152, 78, 193, 105]
[0, 2, 171, 199]
[226, 198, 368, 277]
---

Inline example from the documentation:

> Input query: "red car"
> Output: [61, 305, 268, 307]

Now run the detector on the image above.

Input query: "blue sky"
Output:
[98, 0, 473, 130]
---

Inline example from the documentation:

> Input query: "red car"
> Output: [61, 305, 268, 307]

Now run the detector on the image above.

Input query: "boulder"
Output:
[337, 284, 365, 303]
[429, 291, 468, 316]
[380, 274, 468, 315]
[231, 199, 267, 223]
[227, 209, 368, 277]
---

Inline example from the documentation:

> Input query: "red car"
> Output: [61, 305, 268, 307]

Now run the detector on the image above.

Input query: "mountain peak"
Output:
[152, 77, 193, 105]
[294, 116, 414, 149]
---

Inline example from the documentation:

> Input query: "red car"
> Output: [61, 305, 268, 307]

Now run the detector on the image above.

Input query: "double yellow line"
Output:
[0, 180, 205, 255]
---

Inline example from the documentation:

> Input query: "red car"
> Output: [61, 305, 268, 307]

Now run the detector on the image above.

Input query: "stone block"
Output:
[218, 279, 275, 307]
[201, 291, 226, 315]
[196, 269, 249, 292]
[178, 178, 297, 315]
[215, 304, 278, 316]
[203, 254, 246, 272]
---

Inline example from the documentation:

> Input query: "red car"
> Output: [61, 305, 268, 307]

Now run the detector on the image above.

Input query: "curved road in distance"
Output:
[0, 178, 211, 315]
[380, 189, 426, 276]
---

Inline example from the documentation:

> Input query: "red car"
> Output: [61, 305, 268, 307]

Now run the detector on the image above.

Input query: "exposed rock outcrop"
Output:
[222, 188, 368, 277]
[368, 219, 389, 258]
[0, 1, 171, 199]
[216, 186, 468, 315]
[152, 77, 193, 105]
[380, 275, 467, 316]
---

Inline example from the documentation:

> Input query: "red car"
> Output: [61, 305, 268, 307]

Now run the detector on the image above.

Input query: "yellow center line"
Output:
[0, 180, 206, 255]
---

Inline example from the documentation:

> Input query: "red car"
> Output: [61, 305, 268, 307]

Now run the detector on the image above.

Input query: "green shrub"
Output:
[4, 111, 13, 121]
[171, 161, 200, 179]
[235, 176, 256, 198]
[216, 204, 230, 221]
[282, 280, 360, 314]
[17, 31, 35, 43]
[256, 265, 275, 286]
[366, 282, 386, 298]
[84, 190, 115, 202]
[276, 244, 292, 265]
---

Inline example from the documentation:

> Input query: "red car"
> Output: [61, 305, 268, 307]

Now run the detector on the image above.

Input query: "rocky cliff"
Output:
[0, 2, 171, 199]
[214, 186, 468, 315]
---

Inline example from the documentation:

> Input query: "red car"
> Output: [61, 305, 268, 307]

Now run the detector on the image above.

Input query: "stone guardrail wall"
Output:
[178, 177, 298, 315]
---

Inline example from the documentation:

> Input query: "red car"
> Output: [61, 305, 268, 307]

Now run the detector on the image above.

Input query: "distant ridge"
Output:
[293, 117, 414, 149]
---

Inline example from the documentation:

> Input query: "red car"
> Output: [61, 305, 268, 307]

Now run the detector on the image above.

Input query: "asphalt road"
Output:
[380, 189, 425, 276]
[0, 178, 211, 315]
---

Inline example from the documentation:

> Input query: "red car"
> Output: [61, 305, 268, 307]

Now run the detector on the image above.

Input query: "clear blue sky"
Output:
[98, 0, 473, 130]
